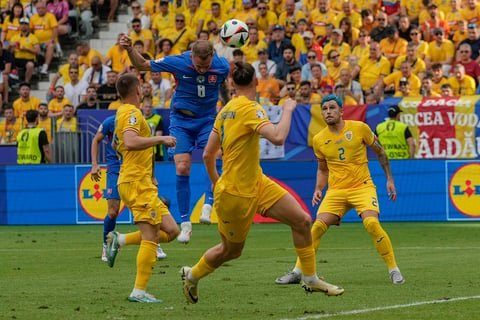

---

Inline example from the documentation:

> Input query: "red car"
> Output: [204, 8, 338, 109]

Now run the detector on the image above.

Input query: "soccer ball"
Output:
[220, 19, 250, 48]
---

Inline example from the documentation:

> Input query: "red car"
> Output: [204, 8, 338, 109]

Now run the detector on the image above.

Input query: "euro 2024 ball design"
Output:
[220, 19, 250, 48]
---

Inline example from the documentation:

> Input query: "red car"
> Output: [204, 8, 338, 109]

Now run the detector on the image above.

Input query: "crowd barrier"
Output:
[0, 159, 478, 225]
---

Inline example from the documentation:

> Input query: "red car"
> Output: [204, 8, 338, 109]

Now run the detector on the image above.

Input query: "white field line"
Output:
[280, 295, 480, 320]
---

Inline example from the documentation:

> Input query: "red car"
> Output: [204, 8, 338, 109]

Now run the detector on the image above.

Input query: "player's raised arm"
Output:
[119, 34, 152, 71]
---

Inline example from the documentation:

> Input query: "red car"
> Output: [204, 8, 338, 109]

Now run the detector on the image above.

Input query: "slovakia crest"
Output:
[208, 75, 217, 84]
[345, 131, 353, 141]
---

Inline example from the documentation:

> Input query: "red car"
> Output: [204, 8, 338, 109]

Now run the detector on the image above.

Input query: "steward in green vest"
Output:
[375, 105, 416, 159]
[17, 110, 54, 164]
[142, 98, 165, 161]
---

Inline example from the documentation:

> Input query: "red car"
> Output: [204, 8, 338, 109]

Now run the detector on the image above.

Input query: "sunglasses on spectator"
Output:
[176, 19, 184, 22]
[287, 87, 296, 91]
[330, 54, 340, 59]
[258, 6, 266, 9]
[434, 32, 443, 36]
[307, 55, 316, 59]
[468, 24, 477, 28]
[132, 6, 140, 9]
[377, 18, 385, 21]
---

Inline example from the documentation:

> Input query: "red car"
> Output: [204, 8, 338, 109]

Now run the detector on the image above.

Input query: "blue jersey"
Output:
[150, 52, 230, 118]
[99, 115, 121, 173]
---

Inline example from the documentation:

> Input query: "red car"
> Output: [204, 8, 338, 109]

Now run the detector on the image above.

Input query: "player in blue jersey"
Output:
[91, 115, 168, 261]
[119, 37, 230, 243]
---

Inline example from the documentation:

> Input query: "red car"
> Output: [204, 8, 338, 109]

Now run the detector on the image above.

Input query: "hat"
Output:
[332, 28, 343, 36]
[399, 77, 409, 84]
[388, 105, 402, 117]
[273, 24, 284, 31]
[258, 48, 268, 54]
[19, 17, 29, 24]
[302, 31, 314, 39]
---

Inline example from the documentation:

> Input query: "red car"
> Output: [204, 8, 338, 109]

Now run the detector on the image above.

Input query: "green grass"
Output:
[1, 222, 479, 320]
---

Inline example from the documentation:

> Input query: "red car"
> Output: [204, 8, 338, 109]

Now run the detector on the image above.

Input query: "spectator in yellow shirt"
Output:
[13, 82, 42, 119]
[129, 18, 155, 57]
[56, 104, 77, 132]
[448, 63, 477, 95]
[425, 27, 455, 75]
[420, 75, 442, 97]
[48, 85, 73, 117]
[375, 60, 422, 97]
[379, 25, 408, 67]
[0, 105, 23, 144]
[256, 0, 277, 35]
[30, 0, 57, 75]
[10, 17, 40, 83]
[351, 41, 391, 92]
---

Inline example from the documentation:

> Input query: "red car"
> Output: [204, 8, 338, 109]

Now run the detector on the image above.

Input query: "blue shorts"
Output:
[105, 170, 120, 200]
[168, 112, 216, 155]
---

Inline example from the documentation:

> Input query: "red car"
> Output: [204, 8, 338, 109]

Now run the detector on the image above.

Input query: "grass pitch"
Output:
[1, 222, 479, 320]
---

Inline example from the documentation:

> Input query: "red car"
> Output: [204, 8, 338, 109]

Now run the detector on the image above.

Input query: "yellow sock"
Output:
[125, 231, 142, 245]
[295, 245, 316, 276]
[294, 220, 328, 270]
[134, 240, 157, 290]
[157, 230, 170, 243]
[363, 216, 397, 269]
[191, 254, 216, 280]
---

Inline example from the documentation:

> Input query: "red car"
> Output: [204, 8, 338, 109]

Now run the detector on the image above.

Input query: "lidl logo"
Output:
[448, 163, 480, 217]
[77, 168, 125, 220]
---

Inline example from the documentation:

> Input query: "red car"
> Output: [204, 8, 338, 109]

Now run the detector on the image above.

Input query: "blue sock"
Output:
[176, 175, 191, 223]
[204, 159, 223, 206]
[103, 215, 116, 244]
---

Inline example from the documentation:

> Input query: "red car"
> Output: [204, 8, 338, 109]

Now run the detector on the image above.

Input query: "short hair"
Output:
[116, 73, 140, 99]
[321, 94, 343, 108]
[25, 110, 39, 123]
[282, 43, 296, 54]
[39, 102, 48, 108]
[192, 40, 214, 59]
[232, 61, 255, 87]
[133, 39, 144, 47]
[3, 104, 13, 111]
[300, 80, 311, 87]
[441, 83, 452, 89]
[55, 85, 64, 90]
[289, 66, 301, 73]
[63, 104, 74, 109]
[432, 63, 443, 71]
[131, 17, 141, 24]
[233, 48, 244, 56]
[285, 81, 296, 87]
[76, 40, 88, 48]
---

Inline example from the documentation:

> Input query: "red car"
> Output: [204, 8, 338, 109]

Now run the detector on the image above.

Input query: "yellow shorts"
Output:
[118, 177, 170, 225]
[318, 185, 380, 219]
[214, 174, 287, 243]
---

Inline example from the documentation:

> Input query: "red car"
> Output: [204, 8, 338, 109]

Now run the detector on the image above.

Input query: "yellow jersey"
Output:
[11, 33, 39, 60]
[114, 103, 154, 183]
[213, 95, 270, 196]
[57, 63, 85, 85]
[313, 120, 375, 190]
[2, 16, 21, 42]
[29, 12, 58, 44]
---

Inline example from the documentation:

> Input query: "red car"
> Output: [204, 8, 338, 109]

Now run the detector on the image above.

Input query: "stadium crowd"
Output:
[2, 0, 480, 147]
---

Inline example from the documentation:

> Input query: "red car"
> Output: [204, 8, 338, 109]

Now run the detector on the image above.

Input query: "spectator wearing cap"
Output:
[370, 11, 389, 42]
[13, 82, 42, 119]
[452, 43, 480, 85]
[267, 24, 292, 65]
[151, 2, 174, 39]
[308, 0, 336, 38]
[375, 105, 416, 159]
[300, 32, 323, 65]
[278, 0, 306, 39]
[351, 41, 391, 93]
[10, 17, 40, 83]
[322, 28, 351, 66]
[421, 2, 449, 41]
[242, 26, 267, 64]
[425, 27, 455, 74]
[335, 1, 362, 29]
[274, 43, 302, 87]
[233, 0, 257, 23]
[400, 0, 422, 24]
[420, 75, 442, 97]
[256, 0, 278, 34]
[393, 42, 426, 80]
[375, 60, 421, 97]
[448, 63, 476, 95]
[380, 25, 408, 67]
[459, 23, 480, 61]
[252, 48, 277, 79]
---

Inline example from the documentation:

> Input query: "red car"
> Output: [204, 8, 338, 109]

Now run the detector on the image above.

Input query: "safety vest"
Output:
[376, 120, 410, 159]
[145, 114, 163, 157]
[16, 127, 44, 164]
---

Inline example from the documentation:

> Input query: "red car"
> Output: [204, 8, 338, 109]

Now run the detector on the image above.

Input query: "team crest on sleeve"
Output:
[256, 109, 266, 119]
[345, 131, 353, 141]
[128, 115, 137, 125]
[208, 75, 217, 84]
